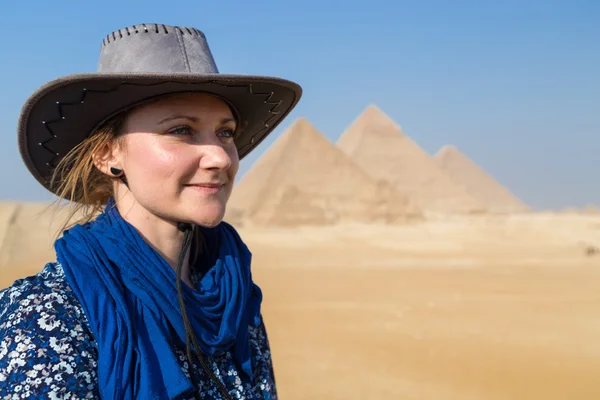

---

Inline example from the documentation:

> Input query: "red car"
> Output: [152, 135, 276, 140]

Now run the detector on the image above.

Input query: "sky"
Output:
[0, 0, 598, 210]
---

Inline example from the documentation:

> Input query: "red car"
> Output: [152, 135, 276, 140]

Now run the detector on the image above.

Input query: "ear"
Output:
[92, 139, 124, 177]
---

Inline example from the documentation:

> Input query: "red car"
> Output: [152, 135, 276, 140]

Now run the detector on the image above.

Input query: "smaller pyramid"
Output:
[434, 145, 529, 213]
[226, 118, 422, 226]
[336, 105, 486, 214]
[581, 204, 600, 214]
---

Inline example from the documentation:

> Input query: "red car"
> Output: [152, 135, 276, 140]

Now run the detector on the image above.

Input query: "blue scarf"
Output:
[54, 199, 263, 399]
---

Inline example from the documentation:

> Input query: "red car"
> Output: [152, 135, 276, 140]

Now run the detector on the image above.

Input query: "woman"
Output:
[0, 23, 302, 399]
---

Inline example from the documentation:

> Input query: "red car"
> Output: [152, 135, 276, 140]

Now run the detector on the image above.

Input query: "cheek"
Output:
[124, 138, 185, 181]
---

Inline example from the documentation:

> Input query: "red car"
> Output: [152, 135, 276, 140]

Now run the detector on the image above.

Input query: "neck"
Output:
[114, 195, 195, 288]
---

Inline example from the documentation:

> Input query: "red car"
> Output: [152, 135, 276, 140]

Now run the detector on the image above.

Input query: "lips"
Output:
[185, 183, 225, 194]
[188, 183, 224, 188]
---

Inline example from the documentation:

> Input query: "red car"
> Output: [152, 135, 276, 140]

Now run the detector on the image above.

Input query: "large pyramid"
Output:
[434, 145, 529, 213]
[336, 105, 486, 214]
[225, 118, 422, 226]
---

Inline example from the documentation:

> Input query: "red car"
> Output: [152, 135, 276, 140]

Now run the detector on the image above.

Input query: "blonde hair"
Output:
[49, 112, 126, 237]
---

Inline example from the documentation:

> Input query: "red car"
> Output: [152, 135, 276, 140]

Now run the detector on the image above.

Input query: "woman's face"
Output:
[113, 92, 240, 228]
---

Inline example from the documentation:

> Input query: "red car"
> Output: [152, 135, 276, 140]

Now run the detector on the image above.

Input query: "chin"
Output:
[190, 207, 226, 228]
[171, 197, 228, 228]
[196, 217, 223, 228]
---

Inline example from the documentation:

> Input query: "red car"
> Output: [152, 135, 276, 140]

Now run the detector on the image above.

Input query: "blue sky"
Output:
[1, 1, 598, 210]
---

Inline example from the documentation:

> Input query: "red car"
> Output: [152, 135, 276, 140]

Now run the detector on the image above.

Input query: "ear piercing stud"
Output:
[110, 167, 123, 177]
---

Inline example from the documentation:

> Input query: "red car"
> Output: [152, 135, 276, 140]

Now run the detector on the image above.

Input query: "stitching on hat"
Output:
[211, 83, 282, 154]
[102, 25, 202, 46]
[174, 31, 192, 73]
[192, 28, 205, 38]
[37, 81, 284, 169]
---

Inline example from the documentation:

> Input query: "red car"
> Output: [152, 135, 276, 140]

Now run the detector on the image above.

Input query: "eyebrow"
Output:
[157, 115, 237, 125]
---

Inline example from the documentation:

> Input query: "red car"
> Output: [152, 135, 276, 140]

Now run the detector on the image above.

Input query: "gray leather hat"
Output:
[17, 23, 302, 195]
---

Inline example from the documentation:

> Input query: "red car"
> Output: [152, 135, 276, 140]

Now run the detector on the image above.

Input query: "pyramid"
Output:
[336, 105, 486, 214]
[225, 118, 422, 226]
[581, 204, 600, 214]
[434, 145, 530, 213]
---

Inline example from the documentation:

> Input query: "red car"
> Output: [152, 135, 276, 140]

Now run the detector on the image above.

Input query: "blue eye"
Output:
[167, 126, 192, 136]
[218, 129, 237, 139]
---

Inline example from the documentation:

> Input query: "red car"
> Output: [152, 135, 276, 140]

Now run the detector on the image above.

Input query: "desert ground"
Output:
[2, 209, 600, 399]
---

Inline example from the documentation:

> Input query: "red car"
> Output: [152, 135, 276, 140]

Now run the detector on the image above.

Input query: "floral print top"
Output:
[0, 262, 278, 399]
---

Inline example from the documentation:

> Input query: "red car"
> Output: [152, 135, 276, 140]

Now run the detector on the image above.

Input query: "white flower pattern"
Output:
[0, 262, 278, 399]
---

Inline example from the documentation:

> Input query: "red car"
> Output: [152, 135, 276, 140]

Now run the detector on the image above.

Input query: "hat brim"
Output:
[18, 72, 302, 196]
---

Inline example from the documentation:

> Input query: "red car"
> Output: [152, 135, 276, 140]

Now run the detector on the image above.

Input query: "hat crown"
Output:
[98, 24, 219, 75]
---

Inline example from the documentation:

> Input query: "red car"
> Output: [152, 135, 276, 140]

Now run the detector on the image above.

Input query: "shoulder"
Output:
[0, 261, 88, 329]
[0, 262, 98, 398]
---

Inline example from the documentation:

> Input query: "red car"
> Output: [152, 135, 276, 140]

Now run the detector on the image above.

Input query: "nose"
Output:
[198, 142, 233, 172]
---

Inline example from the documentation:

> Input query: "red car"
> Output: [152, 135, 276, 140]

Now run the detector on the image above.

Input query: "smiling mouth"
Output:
[185, 183, 225, 194]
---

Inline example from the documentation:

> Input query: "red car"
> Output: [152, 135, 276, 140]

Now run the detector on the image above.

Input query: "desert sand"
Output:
[2, 106, 599, 399]
[2, 209, 600, 399]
